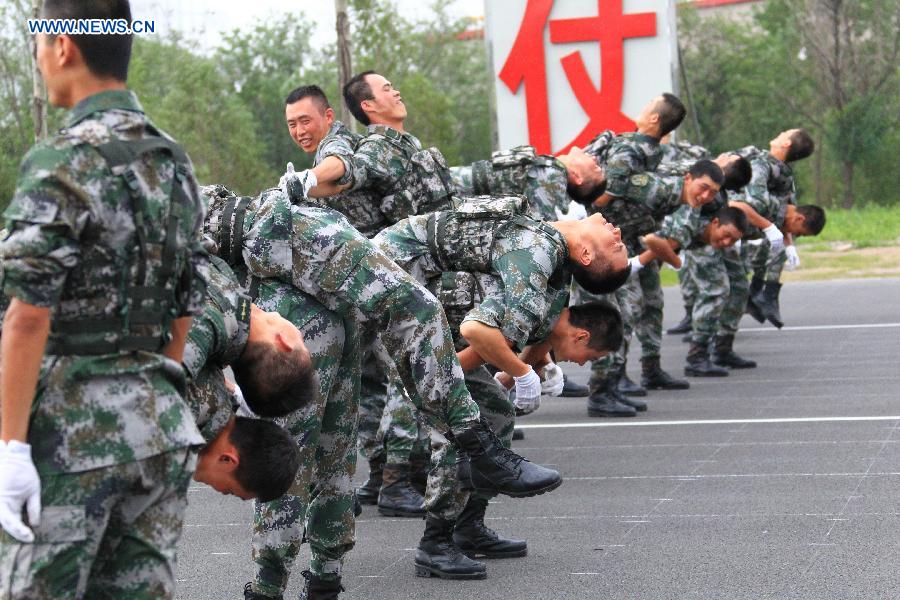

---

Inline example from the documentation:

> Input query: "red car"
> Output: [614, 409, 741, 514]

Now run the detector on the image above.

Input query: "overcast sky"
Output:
[130, 0, 485, 50]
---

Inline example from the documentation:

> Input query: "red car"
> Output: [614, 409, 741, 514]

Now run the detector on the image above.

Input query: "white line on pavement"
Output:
[517, 415, 900, 429]
[739, 322, 900, 332]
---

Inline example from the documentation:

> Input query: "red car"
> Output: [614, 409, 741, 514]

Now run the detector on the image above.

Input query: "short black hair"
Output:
[572, 260, 630, 295]
[568, 301, 623, 352]
[656, 93, 687, 137]
[230, 417, 300, 502]
[786, 129, 815, 162]
[568, 177, 607, 207]
[232, 341, 316, 418]
[285, 84, 331, 112]
[41, 0, 133, 81]
[797, 205, 826, 235]
[688, 159, 725, 186]
[715, 206, 749, 235]
[343, 70, 377, 126]
[722, 155, 752, 191]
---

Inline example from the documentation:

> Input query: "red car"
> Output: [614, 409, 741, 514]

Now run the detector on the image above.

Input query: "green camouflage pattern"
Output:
[249, 278, 359, 593]
[683, 245, 729, 345]
[211, 188, 481, 434]
[718, 242, 752, 335]
[183, 256, 251, 443]
[657, 205, 706, 252]
[450, 145, 569, 220]
[659, 140, 709, 166]
[0, 448, 195, 599]
[346, 125, 456, 225]
[373, 201, 571, 350]
[586, 131, 662, 198]
[0, 89, 206, 475]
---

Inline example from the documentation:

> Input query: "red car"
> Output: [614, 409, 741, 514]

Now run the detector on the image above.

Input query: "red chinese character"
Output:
[498, 0, 657, 154]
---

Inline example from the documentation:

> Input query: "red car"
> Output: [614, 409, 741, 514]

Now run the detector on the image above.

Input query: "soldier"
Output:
[449, 145, 606, 220]
[208, 187, 566, 599]
[448, 144, 608, 397]
[0, 2, 208, 597]
[581, 93, 688, 415]
[734, 129, 817, 328]
[184, 256, 307, 501]
[282, 85, 423, 518]
[637, 206, 750, 376]
[374, 196, 627, 579]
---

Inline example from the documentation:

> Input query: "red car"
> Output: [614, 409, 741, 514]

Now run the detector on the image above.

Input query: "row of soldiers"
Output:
[0, 2, 827, 599]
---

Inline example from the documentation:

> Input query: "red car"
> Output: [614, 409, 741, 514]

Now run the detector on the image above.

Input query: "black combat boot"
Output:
[297, 571, 343, 600]
[453, 496, 527, 559]
[752, 282, 784, 328]
[356, 455, 384, 505]
[641, 356, 691, 390]
[685, 341, 729, 377]
[666, 310, 693, 335]
[559, 374, 590, 397]
[512, 429, 525, 441]
[453, 419, 562, 498]
[617, 373, 647, 397]
[586, 378, 637, 417]
[712, 334, 757, 369]
[243, 582, 282, 600]
[353, 493, 362, 517]
[415, 516, 487, 579]
[377, 464, 425, 517]
[745, 277, 766, 323]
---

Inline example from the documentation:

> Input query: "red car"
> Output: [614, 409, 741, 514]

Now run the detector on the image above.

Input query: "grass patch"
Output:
[795, 205, 900, 251]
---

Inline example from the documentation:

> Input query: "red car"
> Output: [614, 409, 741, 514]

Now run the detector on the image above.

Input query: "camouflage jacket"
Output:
[450, 145, 568, 220]
[374, 197, 571, 350]
[346, 125, 456, 224]
[0, 90, 206, 473]
[587, 131, 662, 198]
[604, 172, 686, 254]
[735, 146, 795, 227]
[308, 121, 387, 238]
[183, 256, 252, 443]
[659, 140, 709, 166]
[657, 204, 707, 252]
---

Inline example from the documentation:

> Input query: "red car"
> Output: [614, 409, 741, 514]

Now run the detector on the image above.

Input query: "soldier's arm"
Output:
[595, 146, 642, 207]
[728, 200, 773, 230]
[459, 320, 530, 378]
[307, 156, 351, 197]
[0, 299, 49, 442]
[743, 158, 774, 215]
[163, 316, 193, 364]
[641, 234, 682, 269]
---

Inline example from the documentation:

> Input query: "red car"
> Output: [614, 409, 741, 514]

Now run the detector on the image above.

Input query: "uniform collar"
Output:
[66, 89, 143, 128]
[624, 132, 660, 146]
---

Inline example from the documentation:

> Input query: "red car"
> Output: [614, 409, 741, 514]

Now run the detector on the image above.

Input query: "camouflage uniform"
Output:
[374, 196, 571, 519]
[0, 90, 207, 599]
[450, 145, 569, 220]
[718, 147, 795, 335]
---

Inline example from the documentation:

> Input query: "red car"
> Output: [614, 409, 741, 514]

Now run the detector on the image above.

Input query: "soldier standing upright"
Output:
[0, 1, 208, 597]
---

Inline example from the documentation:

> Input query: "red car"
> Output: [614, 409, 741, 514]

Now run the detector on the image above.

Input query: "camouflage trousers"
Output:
[683, 246, 729, 346]
[676, 255, 698, 313]
[718, 242, 754, 335]
[0, 449, 195, 600]
[357, 339, 420, 467]
[581, 262, 663, 389]
[250, 280, 359, 595]
[423, 366, 515, 520]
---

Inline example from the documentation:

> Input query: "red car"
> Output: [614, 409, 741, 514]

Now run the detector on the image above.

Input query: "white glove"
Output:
[762, 224, 785, 252]
[555, 200, 588, 221]
[279, 162, 318, 201]
[0, 441, 41, 543]
[785, 245, 800, 271]
[512, 367, 542, 415]
[540, 362, 565, 397]
[232, 384, 257, 418]
[629, 256, 644, 276]
[733, 239, 742, 252]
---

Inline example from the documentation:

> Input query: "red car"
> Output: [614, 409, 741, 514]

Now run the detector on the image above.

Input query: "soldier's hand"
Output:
[512, 367, 542, 415]
[762, 224, 785, 252]
[279, 162, 318, 202]
[0, 441, 41, 543]
[540, 362, 565, 397]
[785, 245, 801, 270]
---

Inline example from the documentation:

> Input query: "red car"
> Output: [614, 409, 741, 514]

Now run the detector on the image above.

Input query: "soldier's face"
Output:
[248, 307, 310, 365]
[195, 455, 255, 500]
[35, 33, 65, 107]
[552, 328, 607, 366]
[634, 96, 663, 132]
[362, 74, 407, 123]
[770, 129, 797, 153]
[709, 222, 742, 249]
[684, 174, 721, 208]
[566, 146, 605, 190]
[583, 213, 628, 270]
[286, 97, 334, 153]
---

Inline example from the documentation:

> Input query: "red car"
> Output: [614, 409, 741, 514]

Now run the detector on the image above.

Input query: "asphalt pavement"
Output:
[176, 277, 900, 599]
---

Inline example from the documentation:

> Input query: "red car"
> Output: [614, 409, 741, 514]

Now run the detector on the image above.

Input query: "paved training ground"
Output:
[176, 278, 900, 599]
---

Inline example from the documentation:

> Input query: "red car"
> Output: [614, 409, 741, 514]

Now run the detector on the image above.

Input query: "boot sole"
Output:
[378, 506, 426, 518]
[619, 389, 648, 397]
[460, 547, 528, 559]
[472, 476, 563, 499]
[356, 495, 378, 505]
[684, 369, 729, 377]
[621, 403, 648, 412]
[713, 361, 756, 369]
[414, 563, 486, 580]
[642, 383, 691, 390]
